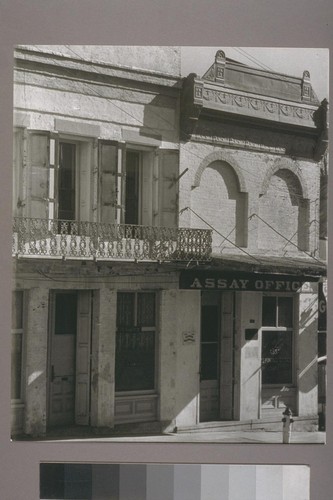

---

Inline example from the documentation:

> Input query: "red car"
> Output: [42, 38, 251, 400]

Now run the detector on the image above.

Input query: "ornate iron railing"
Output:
[12, 217, 212, 262]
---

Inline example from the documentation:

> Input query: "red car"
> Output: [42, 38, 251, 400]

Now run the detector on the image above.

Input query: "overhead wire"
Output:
[180, 206, 262, 264]
[248, 213, 323, 264]
[20, 44, 324, 203]
[14, 45, 326, 267]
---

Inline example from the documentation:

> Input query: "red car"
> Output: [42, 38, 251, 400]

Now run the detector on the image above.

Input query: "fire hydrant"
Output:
[282, 407, 294, 444]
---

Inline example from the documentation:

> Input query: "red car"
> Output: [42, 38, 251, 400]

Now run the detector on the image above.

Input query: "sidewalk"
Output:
[41, 430, 326, 444]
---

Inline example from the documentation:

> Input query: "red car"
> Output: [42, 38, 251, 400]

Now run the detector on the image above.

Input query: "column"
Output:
[297, 282, 318, 421]
[24, 287, 49, 436]
[90, 288, 117, 428]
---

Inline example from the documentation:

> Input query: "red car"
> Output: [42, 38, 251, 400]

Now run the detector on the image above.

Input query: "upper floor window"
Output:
[99, 142, 179, 228]
[58, 142, 76, 221]
[13, 130, 179, 230]
[12, 130, 94, 223]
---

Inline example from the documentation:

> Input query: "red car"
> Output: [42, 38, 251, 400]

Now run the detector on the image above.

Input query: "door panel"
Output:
[48, 291, 92, 427]
[200, 301, 219, 421]
[49, 292, 77, 427]
[200, 292, 235, 422]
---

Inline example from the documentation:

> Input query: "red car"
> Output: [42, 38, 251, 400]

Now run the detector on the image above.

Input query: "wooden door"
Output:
[49, 292, 77, 427]
[48, 291, 92, 427]
[200, 294, 220, 422]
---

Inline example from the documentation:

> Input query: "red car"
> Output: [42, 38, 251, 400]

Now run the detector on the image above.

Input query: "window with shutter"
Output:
[158, 149, 179, 228]
[99, 141, 118, 224]
[23, 132, 94, 224]
[99, 142, 179, 228]
[28, 131, 50, 219]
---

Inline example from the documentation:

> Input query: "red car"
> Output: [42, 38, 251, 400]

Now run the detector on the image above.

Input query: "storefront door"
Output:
[200, 292, 234, 422]
[48, 291, 92, 427]
[200, 293, 220, 421]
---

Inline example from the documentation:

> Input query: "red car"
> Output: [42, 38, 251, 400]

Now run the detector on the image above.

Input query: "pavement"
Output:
[37, 430, 326, 444]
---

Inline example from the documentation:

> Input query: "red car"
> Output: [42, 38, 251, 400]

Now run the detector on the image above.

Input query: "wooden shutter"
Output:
[158, 150, 179, 228]
[75, 291, 92, 425]
[27, 131, 50, 219]
[99, 141, 118, 223]
[141, 151, 154, 226]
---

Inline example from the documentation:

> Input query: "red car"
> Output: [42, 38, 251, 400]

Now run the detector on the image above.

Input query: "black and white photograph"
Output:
[11, 45, 328, 444]
[39, 463, 310, 500]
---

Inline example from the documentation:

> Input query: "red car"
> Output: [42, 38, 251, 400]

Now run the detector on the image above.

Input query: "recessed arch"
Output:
[191, 151, 248, 250]
[192, 151, 248, 193]
[260, 158, 309, 200]
[258, 160, 310, 252]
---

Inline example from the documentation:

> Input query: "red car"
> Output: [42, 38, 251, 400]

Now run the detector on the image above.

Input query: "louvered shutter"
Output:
[75, 290, 92, 425]
[99, 141, 118, 223]
[28, 131, 50, 219]
[158, 150, 179, 228]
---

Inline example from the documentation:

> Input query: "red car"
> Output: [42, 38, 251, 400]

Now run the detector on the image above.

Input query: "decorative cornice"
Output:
[201, 86, 317, 128]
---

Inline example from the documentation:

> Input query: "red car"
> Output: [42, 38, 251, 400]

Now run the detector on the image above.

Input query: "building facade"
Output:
[11, 46, 327, 438]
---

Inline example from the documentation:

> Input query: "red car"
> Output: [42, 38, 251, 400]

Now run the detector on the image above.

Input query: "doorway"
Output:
[48, 290, 92, 427]
[200, 291, 234, 422]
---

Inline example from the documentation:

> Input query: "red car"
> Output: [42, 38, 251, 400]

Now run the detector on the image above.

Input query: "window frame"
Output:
[261, 293, 296, 388]
[53, 134, 95, 224]
[115, 290, 158, 395]
[123, 144, 157, 227]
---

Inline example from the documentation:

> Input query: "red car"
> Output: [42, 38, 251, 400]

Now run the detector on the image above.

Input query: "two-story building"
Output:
[11, 46, 327, 439]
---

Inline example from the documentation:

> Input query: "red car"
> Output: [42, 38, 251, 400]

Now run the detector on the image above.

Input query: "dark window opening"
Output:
[59, 143, 76, 221]
[201, 304, 219, 380]
[55, 293, 77, 335]
[125, 151, 140, 225]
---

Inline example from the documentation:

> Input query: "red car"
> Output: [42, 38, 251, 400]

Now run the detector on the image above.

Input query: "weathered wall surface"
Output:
[16, 45, 181, 76]
[179, 140, 320, 257]
[14, 46, 181, 148]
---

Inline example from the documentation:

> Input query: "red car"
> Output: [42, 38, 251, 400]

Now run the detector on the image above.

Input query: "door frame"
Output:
[47, 290, 92, 428]
[199, 291, 235, 422]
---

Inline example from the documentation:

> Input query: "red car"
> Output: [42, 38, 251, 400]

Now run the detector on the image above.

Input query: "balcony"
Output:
[12, 217, 212, 263]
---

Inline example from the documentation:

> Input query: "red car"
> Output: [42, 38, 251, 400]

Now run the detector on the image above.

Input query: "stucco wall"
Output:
[179, 142, 320, 257]
[14, 46, 180, 148]
[16, 45, 181, 76]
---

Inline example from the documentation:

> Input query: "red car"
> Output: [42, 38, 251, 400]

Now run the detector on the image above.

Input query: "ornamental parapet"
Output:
[12, 217, 212, 263]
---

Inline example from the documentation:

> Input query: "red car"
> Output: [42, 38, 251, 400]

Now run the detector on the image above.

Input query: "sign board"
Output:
[179, 270, 318, 292]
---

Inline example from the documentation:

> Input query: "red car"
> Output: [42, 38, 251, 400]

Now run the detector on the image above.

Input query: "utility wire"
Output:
[180, 206, 262, 264]
[65, 47, 327, 202]
[20, 45, 323, 203]
[249, 213, 324, 264]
